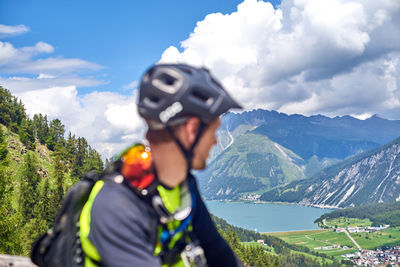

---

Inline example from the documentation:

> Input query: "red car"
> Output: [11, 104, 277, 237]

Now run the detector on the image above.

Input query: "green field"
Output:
[265, 227, 400, 259]
[324, 217, 372, 228]
[242, 241, 274, 253]
[351, 227, 400, 249]
[242, 240, 335, 264]
[267, 229, 356, 258]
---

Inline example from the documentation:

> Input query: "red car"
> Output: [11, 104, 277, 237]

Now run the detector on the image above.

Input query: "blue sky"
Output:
[1, 0, 278, 94]
[0, 0, 399, 157]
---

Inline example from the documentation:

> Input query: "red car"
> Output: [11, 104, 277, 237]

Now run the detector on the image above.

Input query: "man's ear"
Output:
[185, 117, 201, 145]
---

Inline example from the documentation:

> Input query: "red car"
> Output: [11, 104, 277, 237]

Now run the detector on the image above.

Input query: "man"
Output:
[80, 64, 243, 266]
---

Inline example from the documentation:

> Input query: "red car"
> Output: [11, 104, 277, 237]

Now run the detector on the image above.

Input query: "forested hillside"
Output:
[0, 86, 103, 255]
[315, 201, 400, 227]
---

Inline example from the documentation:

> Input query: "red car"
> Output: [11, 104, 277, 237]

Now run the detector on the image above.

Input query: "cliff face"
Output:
[261, 138, 400, 208]
[300, 143, 400, 208]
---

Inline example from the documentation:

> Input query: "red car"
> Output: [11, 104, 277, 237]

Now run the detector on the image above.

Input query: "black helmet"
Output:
[138, 63, 242, 129]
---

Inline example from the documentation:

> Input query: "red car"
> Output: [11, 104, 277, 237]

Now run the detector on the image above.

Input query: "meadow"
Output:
[265, 225, 400, 259]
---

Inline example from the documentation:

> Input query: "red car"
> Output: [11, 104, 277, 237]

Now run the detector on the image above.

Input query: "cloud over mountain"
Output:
[160, 0, 400, 119]
[1, 0, 399, 158]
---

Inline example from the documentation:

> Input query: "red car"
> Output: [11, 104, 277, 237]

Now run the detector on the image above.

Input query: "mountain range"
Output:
[198, 109, 400, 202]
[260, 137, 400, 208]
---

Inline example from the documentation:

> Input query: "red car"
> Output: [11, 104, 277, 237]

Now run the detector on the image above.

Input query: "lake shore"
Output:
[205, 199, 337, 210]
[263, 229, 328, 235]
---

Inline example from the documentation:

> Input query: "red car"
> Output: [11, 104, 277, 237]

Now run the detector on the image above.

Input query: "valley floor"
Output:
[264, 227, 400, 260]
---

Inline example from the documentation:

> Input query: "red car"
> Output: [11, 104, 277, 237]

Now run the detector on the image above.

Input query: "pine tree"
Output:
[46, 119, 65, 151]
[18, 118, 35, 150]
[39, 178, 58, 227]
[66, 132, 76, 166]
[19, 153, 41, 223]
[53, 156, 65, 206]
[40, 178, 52, 225]
[72, 137, 88, 180]
[0, 127, 8, 163]
[0, 86, 27, 132]
[0, 164, 22, 254]
[84, 146, 104, 175]
[33, 113, 49, 145]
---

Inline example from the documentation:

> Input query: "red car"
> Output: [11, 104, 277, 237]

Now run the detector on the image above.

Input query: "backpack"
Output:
[31, 171, 104, 267]
[30, 143, 154, 267]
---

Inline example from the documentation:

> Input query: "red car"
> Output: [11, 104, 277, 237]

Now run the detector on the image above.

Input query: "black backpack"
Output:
[31, 171, 104, 267]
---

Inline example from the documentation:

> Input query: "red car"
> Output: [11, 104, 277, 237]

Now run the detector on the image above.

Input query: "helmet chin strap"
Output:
[166, 122, 206, 174]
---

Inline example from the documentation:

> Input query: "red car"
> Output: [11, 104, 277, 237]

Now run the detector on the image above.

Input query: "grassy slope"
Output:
[243, 240, 335, 264]
[2, 124, 74, 211]
[226, 133, 305, 183]
[266, 227, 400, 259]
[324, 218, 372, 228]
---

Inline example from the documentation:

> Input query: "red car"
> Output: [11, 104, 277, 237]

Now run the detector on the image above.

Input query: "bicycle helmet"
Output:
[138, 64, 242, 129]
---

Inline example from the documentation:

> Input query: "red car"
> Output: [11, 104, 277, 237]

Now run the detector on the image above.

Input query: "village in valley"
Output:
[320, 218, 400, 266]
[343, 246, 400, 266]
[263, 214, 400, 267]
[330, 225, 400, 266]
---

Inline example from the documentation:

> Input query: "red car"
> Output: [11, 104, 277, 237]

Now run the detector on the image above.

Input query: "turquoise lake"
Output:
[205, 201, 333, 233]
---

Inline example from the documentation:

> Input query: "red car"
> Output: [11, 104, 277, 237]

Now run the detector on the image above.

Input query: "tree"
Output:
[19, 153, 41, 223]
[0, 127, 8, 163]
[18, 118, 35, 150]
[0, 166, 22, 254]
[0, 86, 27, 132]
[72, 137, 88, 180]
[65, 132, 77, 166]
[39, 178, 58, 227]
[53, 156, 65, 206]
[84, 147, 104, 175]
[46, 119, 65, 151]
[33, 113, 49, 144]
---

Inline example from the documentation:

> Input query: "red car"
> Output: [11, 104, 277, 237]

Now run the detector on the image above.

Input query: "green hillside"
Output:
[0, 86, 103, 256]
[315, 201, 400, 227]
[198, 133, 307, 199]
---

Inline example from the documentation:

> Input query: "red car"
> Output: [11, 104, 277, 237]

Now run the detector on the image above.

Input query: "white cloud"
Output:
[37, 73, 55, 79]
[0, 40, 102, 74]
[160, 0, 400, 118]
[21, 41, 54, 54]
[123, 80, 138, 90]
[14, 86, 146, 159]
[3, 1, 400, 159]
[0, 24, 125, 158]
[0, 75, 106, 93]
[0, 24, 29, 37]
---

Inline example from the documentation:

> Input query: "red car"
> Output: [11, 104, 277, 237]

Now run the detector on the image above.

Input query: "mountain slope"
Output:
[198, 133, 306, 199]
[200, 109, 400, 200]
[219, 110, 400, 161]
[0, 86, 104, 255]
[260, 137, 400, 208]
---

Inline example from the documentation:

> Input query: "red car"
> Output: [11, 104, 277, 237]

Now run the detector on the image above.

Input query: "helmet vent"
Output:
[152, 69, 183, 94]
[159, 73, 175, 85]
[148, 95, 160, 103]
[191, 90, 211, 105]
